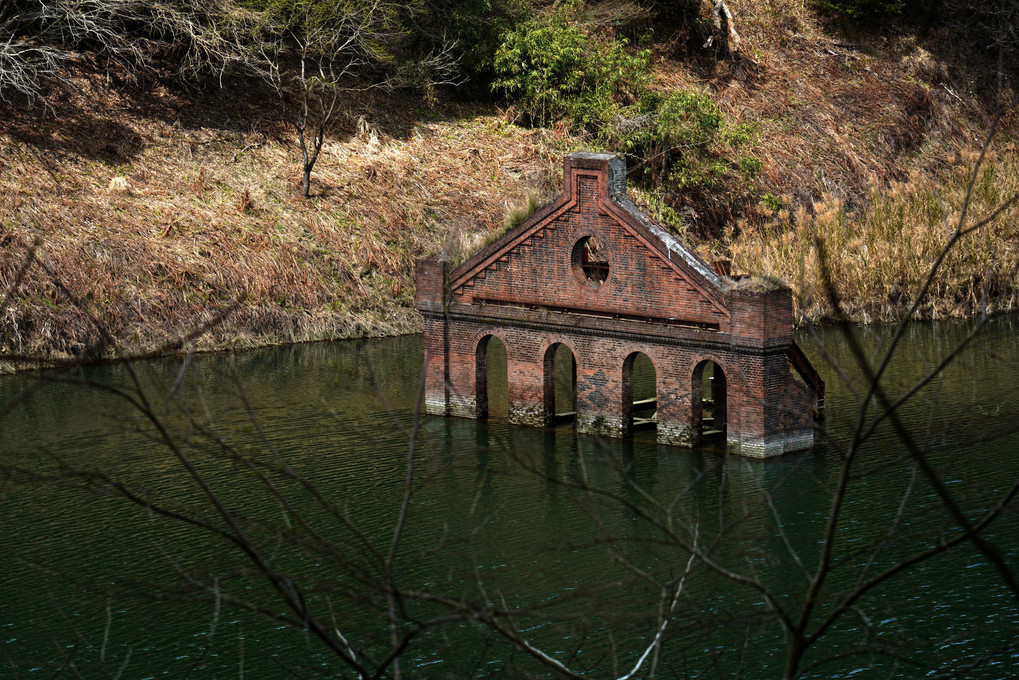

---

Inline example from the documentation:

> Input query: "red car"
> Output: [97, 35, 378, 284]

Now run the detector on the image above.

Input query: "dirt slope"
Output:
[1, 0, 1016, 366]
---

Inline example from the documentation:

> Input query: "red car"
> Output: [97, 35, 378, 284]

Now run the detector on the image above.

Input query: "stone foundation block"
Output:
[510, 401, 546, 427]
[576, 413, 625, 438]
[657, 423, 696, 447]
[729, 429, 814, 458]
[449, 394, 478, 419]
[425, 395, 448, 417]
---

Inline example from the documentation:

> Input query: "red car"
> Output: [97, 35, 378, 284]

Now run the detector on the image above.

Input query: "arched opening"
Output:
[543, 343, 577, 426]
[476, 335, 508, 419]
[623, 352, 657, 437]
[692, 360, 726, 441]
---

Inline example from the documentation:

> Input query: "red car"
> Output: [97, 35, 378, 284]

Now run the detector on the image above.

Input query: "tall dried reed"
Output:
[728, 149, 1019, 323]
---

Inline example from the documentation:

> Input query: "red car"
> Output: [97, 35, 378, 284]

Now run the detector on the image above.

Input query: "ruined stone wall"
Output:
[414, 152, 821, 458]
[419, 310, 816, 457]
[451, 164, 728, 330]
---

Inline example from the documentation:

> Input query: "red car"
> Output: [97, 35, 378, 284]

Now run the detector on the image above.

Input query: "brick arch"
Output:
[622, 351, 658, 438]
[542, 341, 578, 426]
[475, 332, 508, 419]
[691, 357, 727, 441]
[537, 336, 580, 364]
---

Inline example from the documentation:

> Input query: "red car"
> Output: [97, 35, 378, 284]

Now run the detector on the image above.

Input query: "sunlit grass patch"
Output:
[728, 148, 1019, 323]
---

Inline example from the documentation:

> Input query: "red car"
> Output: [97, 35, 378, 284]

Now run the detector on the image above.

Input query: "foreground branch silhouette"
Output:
[3, 127, 1019, 678]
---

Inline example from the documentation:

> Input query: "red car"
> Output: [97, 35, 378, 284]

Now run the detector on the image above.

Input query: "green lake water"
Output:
[2, 319, 1018, 678]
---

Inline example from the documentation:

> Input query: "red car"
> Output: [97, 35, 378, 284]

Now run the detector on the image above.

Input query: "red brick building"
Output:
[415, 152, 824, 457]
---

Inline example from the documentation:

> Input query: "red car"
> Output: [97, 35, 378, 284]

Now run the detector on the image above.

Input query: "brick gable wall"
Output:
[415, 153, 821, 457]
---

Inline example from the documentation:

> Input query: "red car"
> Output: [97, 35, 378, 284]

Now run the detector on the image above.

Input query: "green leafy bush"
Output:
[760, 192, 784, 212]
[491, 14, 763, 206]
[737, 155, 762, 176]
[721, 122, 756, 148]
[491, 16, 650, 128]
[435, 0, 506, 86]
[606, 90, 722, 185]
[411, 0, 533, 93]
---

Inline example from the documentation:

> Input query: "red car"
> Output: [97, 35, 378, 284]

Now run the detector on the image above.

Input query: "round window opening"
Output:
[572, 236, 609, 288]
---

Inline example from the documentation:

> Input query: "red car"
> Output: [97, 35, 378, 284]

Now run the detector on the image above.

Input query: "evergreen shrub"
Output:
[607, 90, 727, 189]
[491, 16, 650, 128]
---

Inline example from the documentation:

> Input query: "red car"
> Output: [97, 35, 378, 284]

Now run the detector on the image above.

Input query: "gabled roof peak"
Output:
[444, 152, 726, 296]
[564, 151, 723, 289]
[565, 152, 627, 201]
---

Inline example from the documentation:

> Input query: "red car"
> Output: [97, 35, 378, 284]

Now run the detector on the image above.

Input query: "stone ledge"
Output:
[728, 429, 815, 458]
[427, 305, 795, 355]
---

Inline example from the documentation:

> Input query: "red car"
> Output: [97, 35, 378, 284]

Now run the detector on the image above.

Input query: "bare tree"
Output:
[0, 0, 259, 103]
[254, 0, 458, 198]
[0, 34, 69, 105]
[0, 0, 456, 199]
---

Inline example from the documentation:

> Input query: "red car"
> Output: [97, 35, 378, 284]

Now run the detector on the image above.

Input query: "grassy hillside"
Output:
[1, 0, 1017, 366]
[0, 68, 559, 364]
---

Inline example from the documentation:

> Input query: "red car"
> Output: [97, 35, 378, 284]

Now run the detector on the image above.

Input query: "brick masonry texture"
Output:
[415, 153, 823, 458]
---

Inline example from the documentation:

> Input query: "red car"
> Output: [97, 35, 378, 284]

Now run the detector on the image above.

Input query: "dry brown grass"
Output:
[653, 0, 1019, 323]
[728, 147, 1019, 323]
[0, 65, 559, 363]
[2, 4, 1017, 363]
[661, 0, 1012, 204]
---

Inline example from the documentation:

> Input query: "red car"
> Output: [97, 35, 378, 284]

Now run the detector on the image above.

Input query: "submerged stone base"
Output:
[510, 402, 546, 427]
[425, 396, 447, 417]
[427, 386, 817, 458]
[657, 423, 697, 447]
[449, 394, 479, 419]
[728, 429, 815, 458]
[576, 413, 625, 439]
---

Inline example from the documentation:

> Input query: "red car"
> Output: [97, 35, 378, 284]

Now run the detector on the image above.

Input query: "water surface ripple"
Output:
[2, 322, 1018, 678]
